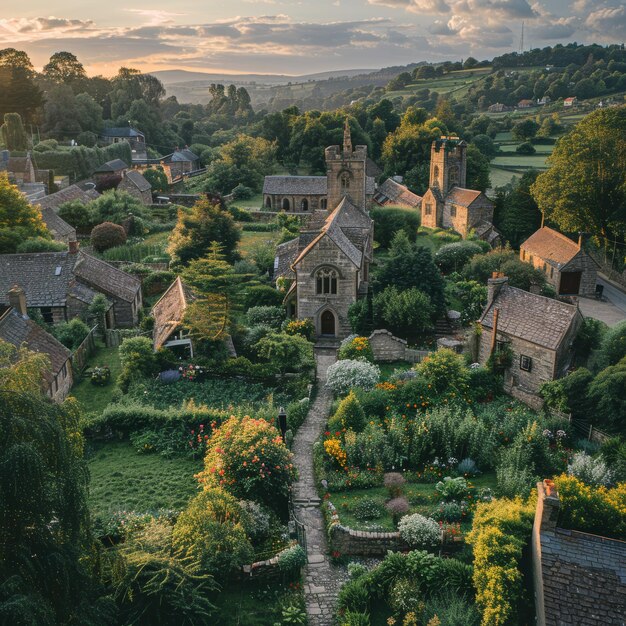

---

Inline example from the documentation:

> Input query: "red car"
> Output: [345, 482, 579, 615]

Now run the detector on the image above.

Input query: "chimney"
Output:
[68, 240, 80, 254]
[8, 285, 27, 317]
[487, 272, 508, 307]
[534, 479, 560, 534]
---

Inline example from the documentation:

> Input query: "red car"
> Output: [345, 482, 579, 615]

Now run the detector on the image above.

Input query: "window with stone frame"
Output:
[425, 203, 432, 215]
[519, 355, 532, 372]
[315, 267, 338, 295]
[450, 204, 457, 217]
[340, 172, 351, 191]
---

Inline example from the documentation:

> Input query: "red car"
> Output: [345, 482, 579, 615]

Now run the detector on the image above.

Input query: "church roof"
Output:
[520, 227, 583, 268]
[273, 238, 300, 281]
[445, 187, 485, 207]
[479, 282, 581, 350]
[263, 176, 327, 195]
[374, 178, 422, 208]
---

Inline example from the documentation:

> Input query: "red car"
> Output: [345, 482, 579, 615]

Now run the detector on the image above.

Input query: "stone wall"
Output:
[369, 329, 430, 363]
[326, 502, 408, 556]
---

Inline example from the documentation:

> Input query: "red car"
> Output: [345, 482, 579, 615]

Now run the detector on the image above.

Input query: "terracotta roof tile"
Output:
[521, 227, 581, 267]
[446, 187, 483, 207]
[374, 178, 422, 208]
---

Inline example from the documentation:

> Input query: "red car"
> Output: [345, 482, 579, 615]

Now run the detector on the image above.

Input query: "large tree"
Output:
[0, 49, 43, 122]
[1, 112, 28, 150]
[531, 107, 626, 242]
[42, 51, 87, 85]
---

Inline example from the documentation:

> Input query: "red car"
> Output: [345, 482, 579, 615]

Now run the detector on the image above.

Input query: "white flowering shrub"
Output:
[326, 359, 380, 395]
[567, 452, 614, 487]
[397, 513, 440, 547]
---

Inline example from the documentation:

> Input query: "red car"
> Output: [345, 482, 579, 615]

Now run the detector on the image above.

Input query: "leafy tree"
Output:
[435, 241, 483, 273]
[463, 248, 546, 291]
[471, 134, 498, 159]
[466, 143, 491, 191]
[370, 207, 420, 248]
[91, 221, 127, 252]
[52, 318, 90, 350]
[75, 93, 103, 134]
[512, 118, 539, 141]
[450, 279, 487, 324]
[540, 368, 593, 418]
[168, 198, 241, 265]
[0, 49, 43, 121]
[531, 107, 626, 241]
[118, 336, 159, 392]
[373, 286, 434, 335]
[595, 320, 626, 369]
[516, 142, 536, 155]
[1, 112, 27, 150]
[43, 85, 81, 137]
[42, 52, 87, 85]
[417, 348, 468, 395]
[253, 331, 314, 376]
[89, 190, 146, 228]
[0, 172, 50, 253]
[329, 390, 367, 432]
[143, 167, 169, 194]
[58, 200, 96, 232]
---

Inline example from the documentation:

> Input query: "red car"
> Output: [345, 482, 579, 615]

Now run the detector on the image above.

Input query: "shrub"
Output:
[16, 237, 66, 253]
[351, 497, 384, 520]
[118, 336, 158, 392]
[90, 365, 111, 386]
[435, 477, 469, 501]
[457, 458, 480, 477]
[373, 286, 434, 335]
[58, 200, 96, 232]
[338, 336, 374, 362]
[52, 318, 90, 350]
[422, 592, 480, 626]
[389, 577, 422, 613]
[197, 415, 297, 510]
[496, 465, 537, 499]
[435, 501, 463, 523]
[371, 207, 420, 248]
[283, 318, 315, 341]
[253, 331, 315, 377]
[466, 498, 534, 626]
[286, 398, 310, 433]
[567, 452, 614, 487]
[435, 241, 483, 274]
[277, 544, 307, 573]
[246, 305, 285, 329]
[172, 489, 253, 577]
[540, 368, 593, 418]
[326, 359, 380, 396]
[398, 514, 441, 547]
[417, 349, 468, 395]
[384, 472, 406, 498]
[329, 391, 367, 433]
[516, 142, 536, 155]
[239, 500, 271, 542]
[242, 285, 283, 310]
[91, 221, 127, 252]
[386, 497, 410, 525]
[587, 357, 626, 431]
[337, 579, 369, 613]
[340, 612, 371, 626]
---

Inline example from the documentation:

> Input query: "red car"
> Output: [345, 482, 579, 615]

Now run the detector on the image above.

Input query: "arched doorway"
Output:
[320, 310, 336, 336]
[282, 198, 290, 211]
[265, 196, 272, 209]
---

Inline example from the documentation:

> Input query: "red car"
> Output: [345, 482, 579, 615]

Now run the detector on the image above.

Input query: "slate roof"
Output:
[541, 528, 626, 624]
[446, 187, 484, 207]
[479, 282, 581, 350]
[0, 307, 71, 384]
[263, 176, 327, 195]
[36, 185, 99, 210]
[93, 159, 129, 174]
[521, 227, 582, 268]
[374, 178, 422, 208]
[102, 127, 144, 138]
[164, 149, 199, 163]
[366, 158, 382, 179]
[273, 238, 299, 281]
[0, 250, 140, 307]
[151, 277, 195, 349]
[123, 170, 152, 192]
[40, 207, 76, 240]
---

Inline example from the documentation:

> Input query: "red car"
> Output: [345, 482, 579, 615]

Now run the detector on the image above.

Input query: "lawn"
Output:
[238, 229, 278, 257]
[87, 440, 201, 516]
[377, 360, 412, 381]
[71, 344, 122, 416]
[328, 473, 497, 532]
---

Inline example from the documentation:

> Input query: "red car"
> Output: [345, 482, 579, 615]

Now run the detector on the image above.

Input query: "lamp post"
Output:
[278, 406, 287, 443]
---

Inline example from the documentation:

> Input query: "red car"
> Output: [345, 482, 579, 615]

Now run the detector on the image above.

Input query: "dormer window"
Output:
[316, 268, 338, 295]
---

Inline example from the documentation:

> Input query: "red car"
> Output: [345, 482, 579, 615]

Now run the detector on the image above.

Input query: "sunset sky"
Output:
[1, 1, 625, 76]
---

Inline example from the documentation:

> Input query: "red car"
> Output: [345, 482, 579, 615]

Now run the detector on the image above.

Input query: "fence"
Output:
[288, 497, 308, 561]
[72, 325, 98, 372]
[105, 328, 146, 348]
[548, 410, 611, 444]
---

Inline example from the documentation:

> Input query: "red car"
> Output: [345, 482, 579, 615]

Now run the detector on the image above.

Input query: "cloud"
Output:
[585, 5, 626, 39]
[368, 0, 450, 13]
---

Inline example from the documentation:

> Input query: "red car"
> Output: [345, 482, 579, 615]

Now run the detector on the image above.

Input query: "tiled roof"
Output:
[263, 176, 327, 195]
[73, 252, 141, 303]
[273, 238, 299, 281]
[151, 277, 194, 349]
[479, 283, 580, 350]
[446, 187, 484, 207]
[541, 528, 626, 624]
[93, 159, 129, 173]
[164, 149, 199, 163]
[366, 158, 382, 178]
[35, 185, 99, 210]
[40, 207, 76, 239]
[123, 170, 152, 192]
[0, 252, 76, 307]
[521, 227, 581, 268]
[102, 127, 144, 138]
[0, 308, 71, 383]
[67, 279, 107, 306]
[374, 178, 422, 208]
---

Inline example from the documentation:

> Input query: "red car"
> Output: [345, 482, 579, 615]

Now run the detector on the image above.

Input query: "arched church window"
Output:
[449, 165, 459, 187]
[433, 165, 439, 182]
[282, 198, 290, 211]
[301, 198, 309, 211]
[315, 268, 338, 295]
[265, 196, 272, 209]
[340, 172, 350, 191]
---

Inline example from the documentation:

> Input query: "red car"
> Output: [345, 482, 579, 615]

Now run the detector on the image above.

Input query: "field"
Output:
[386, 67, 492, 99]
[238, 229, 278, 257]
[87, 440, 202, 516]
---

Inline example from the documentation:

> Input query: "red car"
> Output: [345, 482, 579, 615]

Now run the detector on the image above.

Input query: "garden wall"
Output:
[326, 501, 408, 556]
[368, 329, 430, 364]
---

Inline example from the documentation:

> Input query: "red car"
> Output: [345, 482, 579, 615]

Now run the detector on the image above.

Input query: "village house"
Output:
[101, 126, 146, 159]
[520, 227, 598, 296]
[373, 177, 422, 209]
[162, 148, 201, 179]
[0, 286, 73, 401]
[532, 479, 626, 625]
[35, 184, 100, 211]
[39, 207, 76, 244]
[518, 99, 536, 108]
[118, 170, 153, 205]
[477, 273, 583, 396]
[564, 96, 578, 107]
[421, 137, 499, 244]
[92, 159, 129, 185]
[150, 276, 196, 357]
[273, 121, 373, 339]
[1, 150, 47, 201]
[0, 242, 142, 328]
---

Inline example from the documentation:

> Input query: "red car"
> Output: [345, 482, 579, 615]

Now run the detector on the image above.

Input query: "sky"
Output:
[1, 1, 625, 76]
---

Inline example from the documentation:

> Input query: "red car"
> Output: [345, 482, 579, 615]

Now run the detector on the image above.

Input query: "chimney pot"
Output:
[536, 480, 560, 533]
[8, 285, 27, 317]
[487, 273, 508, 306]
[69, 240, 79, 254]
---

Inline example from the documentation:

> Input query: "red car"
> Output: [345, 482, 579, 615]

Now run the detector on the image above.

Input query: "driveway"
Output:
[577, 275, 626, 327]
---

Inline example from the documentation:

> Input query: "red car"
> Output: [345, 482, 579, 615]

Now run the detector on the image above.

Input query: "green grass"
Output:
[329, 473, 497, 532]
[238, 230, 278, 257]
[377, 360, 412, 381]
[230, 193, 264, 211]
[71, 344, 122, 416]
[87, 440, 201, 516]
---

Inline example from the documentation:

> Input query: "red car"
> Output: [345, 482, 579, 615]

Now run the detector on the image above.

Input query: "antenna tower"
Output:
[519, 21, 524, 54]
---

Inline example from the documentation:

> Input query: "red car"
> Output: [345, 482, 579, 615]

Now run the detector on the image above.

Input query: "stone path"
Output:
[292, 348, 348, 626]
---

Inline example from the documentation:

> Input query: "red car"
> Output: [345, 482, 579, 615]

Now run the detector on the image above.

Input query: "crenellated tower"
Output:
[429, 136, 467, 194]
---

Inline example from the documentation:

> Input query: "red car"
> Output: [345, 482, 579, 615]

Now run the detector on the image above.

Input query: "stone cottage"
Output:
[477, 274, 583, 396]
[35, 184, 100, 211]
[0, 243, 142, 328]
[118, 170, 152, 205]
[520, 227, 598, 296]
[273, 122, 374, 339]
[373, 178, 422, 209]
[93, 159, 129, 185]
[163, 148, 200, 179]
[0, 286, 73, 401]
[39, 207, 76, 244]
[532, 479, 626, 625]
[421, 137, 499, 244]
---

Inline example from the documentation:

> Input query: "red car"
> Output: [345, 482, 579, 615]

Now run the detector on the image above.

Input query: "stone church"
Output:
[421, 137, 500, 245]
[273, 121, 373, 339]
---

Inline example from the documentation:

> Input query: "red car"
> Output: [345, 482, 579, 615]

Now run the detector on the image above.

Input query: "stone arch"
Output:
[265, 196, 272, 209]
[339, 170, 352, 192]
[300, 198, 309, 211]
[282, 197, 290, 211]
[318, 308, 337, 336]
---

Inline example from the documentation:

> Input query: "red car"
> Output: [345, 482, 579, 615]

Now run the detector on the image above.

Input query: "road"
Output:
[597, 276, 626, 315]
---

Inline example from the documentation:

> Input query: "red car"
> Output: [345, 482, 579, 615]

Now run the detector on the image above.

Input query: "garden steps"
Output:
[291, 348, 349, 626]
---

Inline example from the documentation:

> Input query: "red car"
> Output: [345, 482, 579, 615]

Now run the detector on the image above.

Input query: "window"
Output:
[529, 255, 533, 264]
[62, 363, 68, 378]
[450, 205, 457, 217]
[496, 340, 508, 353]
[521, 249, 526, 260]
[320, 198, 327, 210]
[425, 203, 432, 216]
[543, 263, 547, 272]
[550, 267, 554, 279]
[316, 268, 338, 295]
[520, 355, 532, 372]
[300, 198, 308, 211]
[340, 172, 350, 191]
[41, 307, 53, 325]
[449, 165, 459, 186]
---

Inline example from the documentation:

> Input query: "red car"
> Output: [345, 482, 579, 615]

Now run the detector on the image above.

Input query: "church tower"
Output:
[428, 136, 467, 194]
[325, 118, 367, 211]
